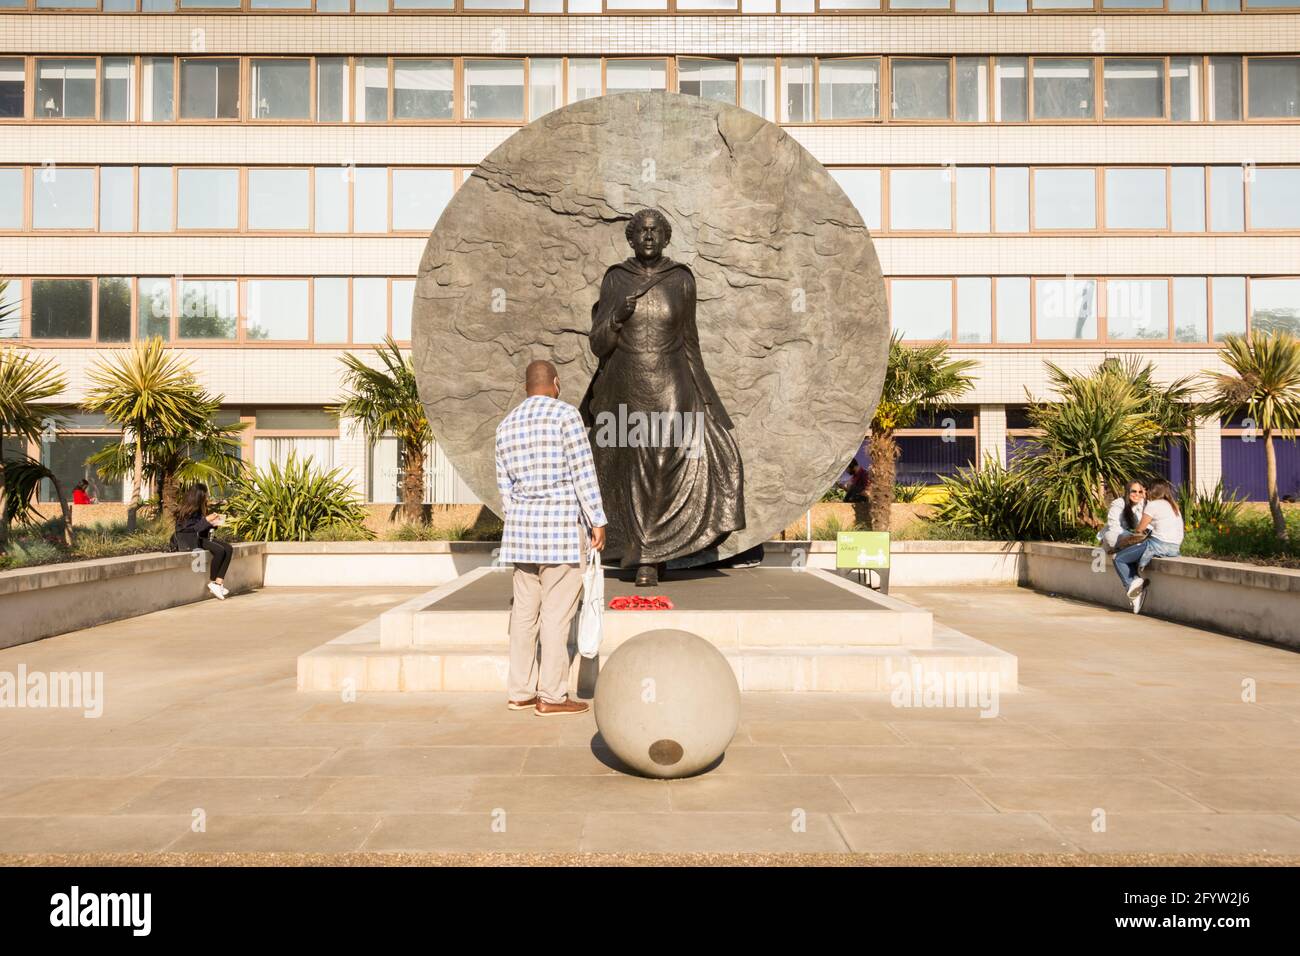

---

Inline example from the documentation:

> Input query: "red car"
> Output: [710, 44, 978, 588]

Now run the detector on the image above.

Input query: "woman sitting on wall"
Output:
[174, 483, 234, 601]
[1111, 478, 1184, 615]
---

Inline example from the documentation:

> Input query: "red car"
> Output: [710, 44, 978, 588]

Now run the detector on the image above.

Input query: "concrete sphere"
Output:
[594, 629, 741, 779]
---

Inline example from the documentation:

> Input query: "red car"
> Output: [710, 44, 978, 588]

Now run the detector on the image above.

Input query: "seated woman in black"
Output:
[176, 483, 233, 600]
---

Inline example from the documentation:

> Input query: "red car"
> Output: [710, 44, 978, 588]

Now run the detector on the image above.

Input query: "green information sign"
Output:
[836, 531, 891, 569]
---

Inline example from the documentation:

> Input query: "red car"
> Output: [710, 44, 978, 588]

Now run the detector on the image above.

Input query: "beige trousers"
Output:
[507, 559, 585, 704]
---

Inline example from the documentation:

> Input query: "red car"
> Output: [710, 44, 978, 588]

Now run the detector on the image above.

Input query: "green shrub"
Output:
[1182, 508, 1300, 568]
[309, 524, 375, 542]
[223, 453, 372, 542]
[933, 456, 1069, 541]
[820, 484, 846, 503]
[4, 537, 63, 567]
[385, 522, 470, 541]
[893, 481, 928, 503]
[1178, 479, 1245, 531]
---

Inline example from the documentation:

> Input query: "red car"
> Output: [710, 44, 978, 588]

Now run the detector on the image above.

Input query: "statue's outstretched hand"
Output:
[616, 294, 638, 322]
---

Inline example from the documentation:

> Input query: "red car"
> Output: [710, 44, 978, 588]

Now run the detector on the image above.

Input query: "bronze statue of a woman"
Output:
[580, 208, 745, 587]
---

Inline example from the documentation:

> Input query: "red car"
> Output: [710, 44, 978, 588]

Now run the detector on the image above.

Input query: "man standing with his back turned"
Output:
[495, 359, 608, 716]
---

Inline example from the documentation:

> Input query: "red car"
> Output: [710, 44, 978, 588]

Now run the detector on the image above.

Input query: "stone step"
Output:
[297, 623, 1016, 695]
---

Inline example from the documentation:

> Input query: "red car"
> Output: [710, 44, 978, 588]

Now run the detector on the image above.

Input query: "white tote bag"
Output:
[577, 549, 604, 660]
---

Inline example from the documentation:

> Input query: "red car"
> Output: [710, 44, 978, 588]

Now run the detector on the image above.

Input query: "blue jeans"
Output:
[1113, 537, 1181, 589]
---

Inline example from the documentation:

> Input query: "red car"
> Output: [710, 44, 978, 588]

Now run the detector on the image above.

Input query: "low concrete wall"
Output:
[1022, 542, 1300, 650]
[258, 539, 1027, 588]
[0, 544, 265, 650]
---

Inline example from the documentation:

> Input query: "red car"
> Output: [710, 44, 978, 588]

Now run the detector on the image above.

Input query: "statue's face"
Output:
[628, 216, 667, 260]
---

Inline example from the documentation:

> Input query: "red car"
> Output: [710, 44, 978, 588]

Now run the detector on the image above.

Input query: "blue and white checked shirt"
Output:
[495, 395, 608, 566]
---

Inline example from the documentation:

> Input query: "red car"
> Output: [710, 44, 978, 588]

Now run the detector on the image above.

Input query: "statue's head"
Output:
[625, 208, 672, 262]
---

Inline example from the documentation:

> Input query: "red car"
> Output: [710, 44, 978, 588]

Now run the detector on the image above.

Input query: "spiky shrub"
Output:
[893, 481, 928, 504]
[223, 453, 372, 542]
[1178, 479, 1245, 533]
[0, 345, 70, 550]
[933, 455, 1062, 540]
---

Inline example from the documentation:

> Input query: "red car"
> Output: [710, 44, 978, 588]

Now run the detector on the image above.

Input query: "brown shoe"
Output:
[534, 697, 590, 717]
[506, 697, 537, 711]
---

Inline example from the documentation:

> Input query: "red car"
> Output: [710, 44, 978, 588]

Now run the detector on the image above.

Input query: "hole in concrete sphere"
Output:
[648, 739, 684, 765]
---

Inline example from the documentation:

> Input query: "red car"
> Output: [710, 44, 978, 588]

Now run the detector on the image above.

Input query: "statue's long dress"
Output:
[581, 257, 745, 567]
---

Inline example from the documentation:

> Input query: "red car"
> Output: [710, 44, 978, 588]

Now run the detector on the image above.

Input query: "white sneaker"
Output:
[207, 582, 227, 601]
[1132, 589, 1145, 615]
[219, 584, 230, 597]
[1126, 577, 1146, 599]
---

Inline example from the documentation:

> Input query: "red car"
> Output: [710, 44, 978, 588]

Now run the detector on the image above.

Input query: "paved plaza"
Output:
[1, 585, 1298, 862]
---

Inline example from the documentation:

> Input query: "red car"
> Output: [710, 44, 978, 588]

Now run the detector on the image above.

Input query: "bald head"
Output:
[525, 359, 560, 397]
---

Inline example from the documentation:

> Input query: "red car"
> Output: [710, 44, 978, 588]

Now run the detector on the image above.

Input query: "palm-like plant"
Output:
[224, 452, 372, 542]
[82, 338, 207, 531]
[1202, 331, 1300, 541]
[866, 333, 977, 531]
[333, 336, 432, 525]
[0, 346, 70, 550]
[86, 389, 247, 523]
[1017, 363, 1170, 529]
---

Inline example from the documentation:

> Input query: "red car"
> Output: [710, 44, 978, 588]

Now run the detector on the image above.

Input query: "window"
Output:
[1209, 165, 1244, 232]
[356, 58, 389, 122]
[889, 169, 950, 230]
[102, 58, 134, 121]
[567, 59, 601, 104]
[1105, 168, 1167, 230]
[248, 168, 309, 230]
[606, 60, 668, 95]
[314, 166, 349, 233]
[1212, 276, 1247, 340]
[178, 279, 237, 339]
[680, 59, 737, 105]
[891, 59, 949, 120]
[1103, 58, 1164, 119]
[781, 58, 813, 123]
[99, 167, 133, 232]
[1208, 57, 1242, 121]
[138, 277, 171, 340]
[177, 169, 239, 230]
[1107, 279, 1169, 340]
[1171, 166, 1205, 232]
[1170, 57, 1201, 122]
[956, 168, 990, 233]
[0, 59, 24, 119]
[994, 58, 1027, 122]
[1033, 168, 1096, 230]
[34, 167, 94, 229]
[139, 167, 173, 232]
[741, 59, 776, 122]
[0, 168, 22, 229]
[391, 280, 415, 340]
[996, 277, 1031, 343]
[829, 169, 881, 230]
[1248, 58, 1300, 118]
[247, 279, 309, 341]
[820, 58, 880, 120]
[1250, 278, 1300, 337]
[1032, 58, 1094, 120]
[353, 167, 388, 232]
[956, 277, 991, 344]
[1250, 168, 1300, 229]
[891, 279, 952, 341]
[1035, 278, 1097, 340]
[97, 277, 131, 343]
[394, 60, 454, 119]
[529, 58, 563, 121]
[31, 279, 92, 338]
[352, 278, 388, 342]
[464, 59, 524, 121]
[392, 169, 454, 231]
[179, 58, 240, 119]
[0, 279, 20, 339]
[314, 278, 348, 342]
[994, 167, 1029, 233]
[956, 58, 988, 123]
[317, 58, 347, 123]
[1173, 277, 1208, 343]
[251, 59, 311, 120]
[36, 59, 96, 119]
[42, 437, 124, 504]
[142, 57, 174, 122]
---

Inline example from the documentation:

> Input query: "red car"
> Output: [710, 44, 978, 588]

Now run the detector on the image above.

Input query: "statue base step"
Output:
[297, 567, 1016, 694]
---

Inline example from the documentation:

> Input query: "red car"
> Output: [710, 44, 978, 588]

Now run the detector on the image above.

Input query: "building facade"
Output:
[2, 3, 1299, 506]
